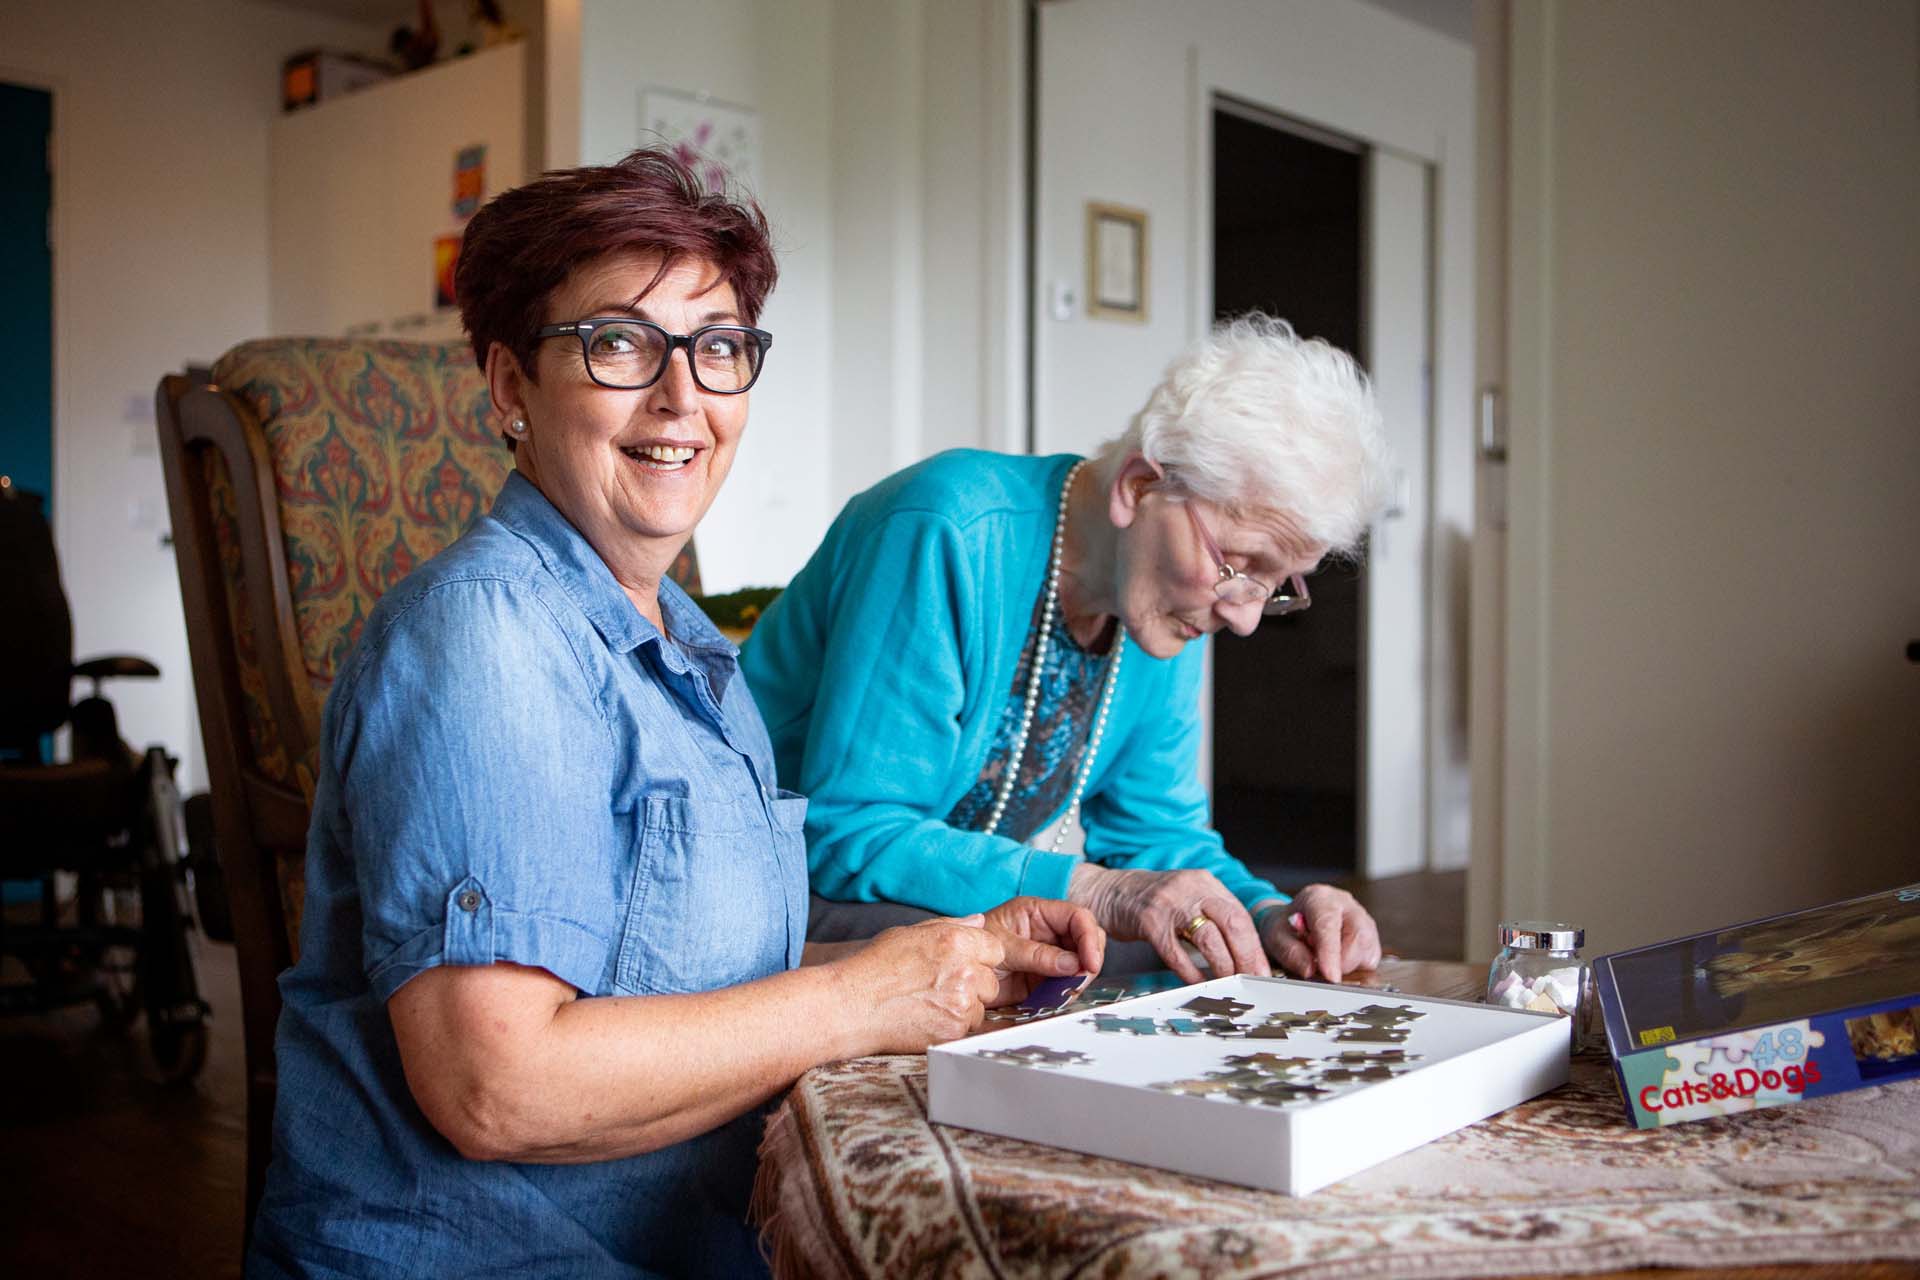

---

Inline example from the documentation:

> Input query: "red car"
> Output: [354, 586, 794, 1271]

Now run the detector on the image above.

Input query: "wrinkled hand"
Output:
[1068, 864, 1269, 984]
[1257, 884, 1383, 983]
[980, 896, 1107, 1005]
[836, 916, 1006, 1054]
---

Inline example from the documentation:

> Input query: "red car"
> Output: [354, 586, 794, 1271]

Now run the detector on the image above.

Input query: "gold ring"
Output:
[1180, 913, 1211, 943]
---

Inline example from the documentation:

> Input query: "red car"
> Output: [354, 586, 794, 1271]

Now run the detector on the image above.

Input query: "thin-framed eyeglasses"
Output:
[535, 318, 773, 394]
[1183, 501, 1311, 616]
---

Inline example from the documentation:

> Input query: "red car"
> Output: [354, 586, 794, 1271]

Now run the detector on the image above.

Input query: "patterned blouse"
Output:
[946, 590, 1119, 842]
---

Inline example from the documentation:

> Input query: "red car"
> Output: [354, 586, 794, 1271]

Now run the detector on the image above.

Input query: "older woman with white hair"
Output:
[742, 315, 1392, 981]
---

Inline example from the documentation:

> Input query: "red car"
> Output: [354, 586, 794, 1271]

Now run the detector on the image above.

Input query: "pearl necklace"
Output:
[981, 459, 1126, 853]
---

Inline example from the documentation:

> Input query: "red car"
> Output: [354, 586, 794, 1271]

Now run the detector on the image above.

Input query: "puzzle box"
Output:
[1593, 881, 1920, 1128]
[927, 974, 1570, 1195]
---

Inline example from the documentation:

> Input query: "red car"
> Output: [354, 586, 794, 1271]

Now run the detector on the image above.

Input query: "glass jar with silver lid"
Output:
[1487, 921, 1589, 1033]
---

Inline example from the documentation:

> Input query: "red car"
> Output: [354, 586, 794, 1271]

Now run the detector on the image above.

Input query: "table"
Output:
[753, 960, 1920, 1279]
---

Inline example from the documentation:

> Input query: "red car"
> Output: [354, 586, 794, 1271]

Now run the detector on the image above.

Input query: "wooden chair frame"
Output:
[155, 373, 316, 1238]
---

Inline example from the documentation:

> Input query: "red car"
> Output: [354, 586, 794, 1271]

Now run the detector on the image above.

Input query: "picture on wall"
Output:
[640, 87, 760, 195]
[1087, 201, 1149, 322]
[453, 144, 487, 220]
[433, 233, 461, 309]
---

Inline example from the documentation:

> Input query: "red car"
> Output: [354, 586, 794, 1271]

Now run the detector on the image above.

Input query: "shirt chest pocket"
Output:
[613, 792, 806, 996]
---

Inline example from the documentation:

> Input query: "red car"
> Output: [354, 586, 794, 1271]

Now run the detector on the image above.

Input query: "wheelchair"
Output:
[0, 482, 211, 1084]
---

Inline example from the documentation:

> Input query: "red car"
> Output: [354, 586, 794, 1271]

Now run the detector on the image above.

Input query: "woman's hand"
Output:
[1067, 864, 1269, 983]
[980, 896, 1107, 1005]
[832, 916, 1007, 1054]
[1256, 884, 1383, 983]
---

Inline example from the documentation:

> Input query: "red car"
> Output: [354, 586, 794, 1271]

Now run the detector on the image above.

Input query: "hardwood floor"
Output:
[0, 870, 1465, 1278]
[1, 931, 247, 1279]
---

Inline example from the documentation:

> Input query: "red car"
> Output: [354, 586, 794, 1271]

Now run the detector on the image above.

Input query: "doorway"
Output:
[1210, 102, 1366, 883]
[0, 82, 54, 509]
[1209, 98, 1435, 889]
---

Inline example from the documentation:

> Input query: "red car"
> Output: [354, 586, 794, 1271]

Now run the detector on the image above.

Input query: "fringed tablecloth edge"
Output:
[756, 1083, 885, 1280]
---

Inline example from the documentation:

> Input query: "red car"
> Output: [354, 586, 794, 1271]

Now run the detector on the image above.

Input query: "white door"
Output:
[1362, 149, 1432, 877]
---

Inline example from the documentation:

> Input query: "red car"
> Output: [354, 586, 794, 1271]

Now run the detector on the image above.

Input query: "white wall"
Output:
[1, 0, 387, 790]
[270, 42, 526, 340]
[578, 0, 835, 593]
[417, 0, 559, 173]
[1501, 0, 1920, 955]
[826, 0, 1027, 501]
[576, 0, 1023, 590]
[825, 0, 923, 507]
[919, 2, 1027, 463]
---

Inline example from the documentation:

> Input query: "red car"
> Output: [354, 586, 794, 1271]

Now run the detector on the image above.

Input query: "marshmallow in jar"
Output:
[1486, 921, 1587, 1018]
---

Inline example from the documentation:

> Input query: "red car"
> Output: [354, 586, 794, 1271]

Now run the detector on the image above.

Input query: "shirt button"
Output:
[457, 889, 481, 912]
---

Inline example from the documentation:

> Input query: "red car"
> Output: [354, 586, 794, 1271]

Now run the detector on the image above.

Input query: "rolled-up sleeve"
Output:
[330, 577, 621, 1001]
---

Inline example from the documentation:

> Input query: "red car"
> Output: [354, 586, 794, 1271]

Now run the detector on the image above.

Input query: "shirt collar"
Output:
[489, 473, 738, 690]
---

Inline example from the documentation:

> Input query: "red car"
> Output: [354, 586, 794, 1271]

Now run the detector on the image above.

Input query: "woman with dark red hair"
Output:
[248, 149, 1102, 1279]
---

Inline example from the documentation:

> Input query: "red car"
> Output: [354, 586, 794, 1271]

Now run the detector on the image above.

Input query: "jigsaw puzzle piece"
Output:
[1088, 1014, 1159, 1036]
[1333, 1048, 1417, 1066]
[1263, 1009, 1345, 1034]
[1318, 1064, 1400, 1085]
[1350, 1003, 1424, 1027]
[1016, 972, 1093, 1018]
[1155, 1065, 1332, 1107]
[1232, 1081, 1329, 1107]
[1155, 1074, 1251, 1097]
[977, 1045, 1091, 1068]
[1221, 1052, 1314, 1075]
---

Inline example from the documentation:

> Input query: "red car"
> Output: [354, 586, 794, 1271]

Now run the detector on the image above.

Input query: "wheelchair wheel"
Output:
[135, 748, 209, 1085]
[89, 879, 143, 1031]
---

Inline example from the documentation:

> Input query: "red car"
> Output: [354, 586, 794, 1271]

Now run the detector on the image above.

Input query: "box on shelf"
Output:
[1593, 881, 1920, 1129]
[928, 973, 1569, 1196]
[282, 51, 393, 112]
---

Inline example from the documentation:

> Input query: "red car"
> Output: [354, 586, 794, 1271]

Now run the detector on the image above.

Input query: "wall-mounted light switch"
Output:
[1048, 280, 1078, 322]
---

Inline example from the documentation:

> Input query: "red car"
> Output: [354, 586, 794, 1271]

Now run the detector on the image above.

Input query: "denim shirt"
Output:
[248, 472, 808, 1279]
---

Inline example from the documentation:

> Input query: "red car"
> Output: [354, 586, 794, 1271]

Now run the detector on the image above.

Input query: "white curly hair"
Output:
[1093, 314, 1392, 557]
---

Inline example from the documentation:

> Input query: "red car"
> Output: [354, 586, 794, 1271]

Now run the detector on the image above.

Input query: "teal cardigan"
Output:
[740, 449, 1284, 915]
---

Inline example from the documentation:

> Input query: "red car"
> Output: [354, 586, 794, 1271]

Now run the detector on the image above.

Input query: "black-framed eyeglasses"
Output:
[535, 318, 773, 394]
[1184, 501, 1311, 617]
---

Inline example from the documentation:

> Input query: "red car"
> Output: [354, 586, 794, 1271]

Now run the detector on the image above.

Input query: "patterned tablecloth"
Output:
[754, 1036, 1920, 1279]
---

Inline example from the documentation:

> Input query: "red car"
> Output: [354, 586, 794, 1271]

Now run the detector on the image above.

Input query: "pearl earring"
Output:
[509, 418, 528, 436]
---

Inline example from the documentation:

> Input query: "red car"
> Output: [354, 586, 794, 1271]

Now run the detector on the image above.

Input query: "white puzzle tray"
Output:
[928, 973, 1570, 1195]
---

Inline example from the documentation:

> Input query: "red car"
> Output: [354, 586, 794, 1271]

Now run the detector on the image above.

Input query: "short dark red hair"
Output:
[455, 147, 777, 378]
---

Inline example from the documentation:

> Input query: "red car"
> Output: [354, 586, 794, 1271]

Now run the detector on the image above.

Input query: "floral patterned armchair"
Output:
[156, 338, 701, 1235]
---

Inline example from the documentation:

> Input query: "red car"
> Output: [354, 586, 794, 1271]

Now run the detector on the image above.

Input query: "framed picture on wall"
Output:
[1086, 201, 1149, 322]
[640, 87, 761, 194]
